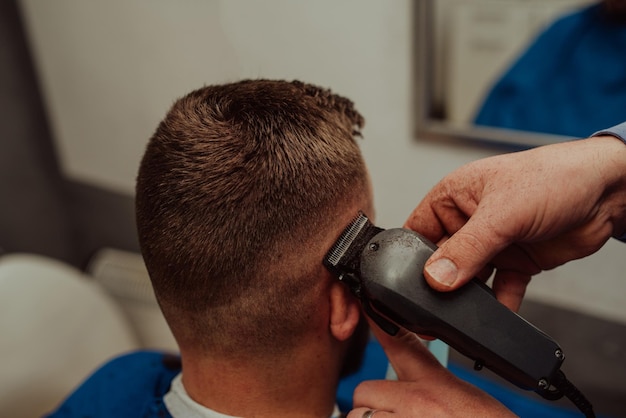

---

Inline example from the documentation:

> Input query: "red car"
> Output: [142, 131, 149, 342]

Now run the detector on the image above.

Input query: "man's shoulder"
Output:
[47, 350, 181, 418]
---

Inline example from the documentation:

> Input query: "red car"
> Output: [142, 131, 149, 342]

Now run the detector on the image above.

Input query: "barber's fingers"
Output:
[404, 193, 471, 247]
[491, 270, 531, 312]
[367, 318, 445, 382]
[405, 194, 506, 292]
[423, 222, 505, 291]
[353, 319, 516, 417]
[351, 380, 403, 415]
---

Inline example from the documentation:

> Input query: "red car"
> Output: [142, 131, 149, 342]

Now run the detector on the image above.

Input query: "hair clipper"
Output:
[324, 212, 595, 417]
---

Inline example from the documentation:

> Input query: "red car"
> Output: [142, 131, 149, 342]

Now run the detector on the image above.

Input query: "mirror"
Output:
[415, 0, 625, 148]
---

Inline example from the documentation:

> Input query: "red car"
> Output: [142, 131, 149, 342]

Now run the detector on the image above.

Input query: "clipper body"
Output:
[324, 213, 563, 393]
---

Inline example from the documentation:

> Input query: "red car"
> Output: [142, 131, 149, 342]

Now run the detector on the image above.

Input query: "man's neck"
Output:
[180, 345, 342, 418]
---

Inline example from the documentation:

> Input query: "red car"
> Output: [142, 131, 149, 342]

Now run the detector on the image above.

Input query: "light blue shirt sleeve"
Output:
[591, 121, 626, 144]
[592, 121, 626, 242]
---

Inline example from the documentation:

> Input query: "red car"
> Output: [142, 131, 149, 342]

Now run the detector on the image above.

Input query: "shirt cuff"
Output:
[591, 121, 626, 144]
[592, 122, 626, 241]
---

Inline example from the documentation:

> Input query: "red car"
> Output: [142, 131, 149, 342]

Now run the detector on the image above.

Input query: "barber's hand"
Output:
[347, 320, 515, 417]
[405, 136, 626, 311]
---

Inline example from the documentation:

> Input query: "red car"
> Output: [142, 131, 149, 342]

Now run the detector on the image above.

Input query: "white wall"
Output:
[19, 0, 626, 325]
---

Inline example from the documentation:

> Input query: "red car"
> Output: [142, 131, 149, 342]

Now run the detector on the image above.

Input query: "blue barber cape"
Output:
[46, 351, 179, 418]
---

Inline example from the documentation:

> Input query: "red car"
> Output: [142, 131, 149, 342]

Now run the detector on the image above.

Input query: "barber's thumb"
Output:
[424, 229, 494, 291]
[368, 318, 444, 381]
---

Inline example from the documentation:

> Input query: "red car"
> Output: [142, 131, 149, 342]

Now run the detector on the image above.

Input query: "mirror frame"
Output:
[413, 0, 574, 149]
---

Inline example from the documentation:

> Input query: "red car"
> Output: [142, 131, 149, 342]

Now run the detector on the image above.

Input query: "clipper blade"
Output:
[324, 212, 383, 275]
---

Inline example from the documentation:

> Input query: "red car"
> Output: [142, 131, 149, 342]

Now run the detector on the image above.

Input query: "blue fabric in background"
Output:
[474, 3, 626, 139]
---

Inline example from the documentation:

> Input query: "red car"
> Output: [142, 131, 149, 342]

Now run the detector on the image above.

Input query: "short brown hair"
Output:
[136, 80, 368, 356]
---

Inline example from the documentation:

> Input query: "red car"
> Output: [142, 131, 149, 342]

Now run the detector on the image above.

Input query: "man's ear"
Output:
[329, 282, 361, 341]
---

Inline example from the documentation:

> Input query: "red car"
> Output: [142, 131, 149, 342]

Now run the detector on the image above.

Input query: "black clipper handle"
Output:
[360, 228, 564, 392]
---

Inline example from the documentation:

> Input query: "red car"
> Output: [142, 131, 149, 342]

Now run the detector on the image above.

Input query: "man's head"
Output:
[136, 79, 372, 362]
